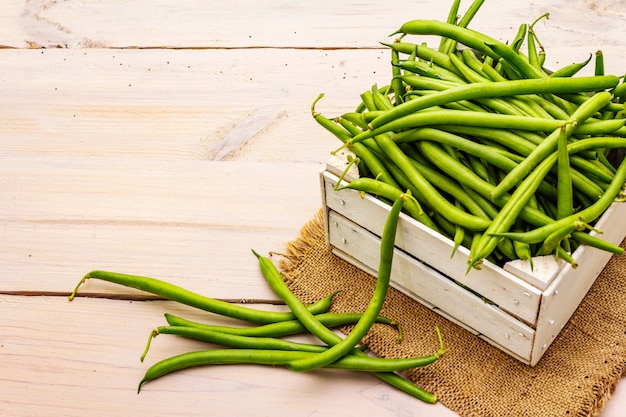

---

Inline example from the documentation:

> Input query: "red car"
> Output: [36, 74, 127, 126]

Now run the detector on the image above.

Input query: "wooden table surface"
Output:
[1, 1, 625, 415]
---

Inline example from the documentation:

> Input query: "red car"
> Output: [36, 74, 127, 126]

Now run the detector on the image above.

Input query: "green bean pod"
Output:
[164, 311, 402, 339]
[286, 191, 408, 372]
[138, 348, 443, 393]
[68, 270, 336, 325]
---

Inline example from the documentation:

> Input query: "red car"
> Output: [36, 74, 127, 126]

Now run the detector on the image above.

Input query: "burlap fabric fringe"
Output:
[278, 208, 626, 417]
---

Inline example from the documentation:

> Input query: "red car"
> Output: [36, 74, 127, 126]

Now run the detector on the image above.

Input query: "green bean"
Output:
[395, 59, 466, 83]
[250, 246, 440, 403]
[351, 110, 571, 148]
[491, 91, 614, 201]
[572, 231, 625, 255]
[359, 75, 619, 134]
[613, 80, 626, 101]
[68, 270, 335, 325]
[142, 326, 330, 362]
[381, 41, 456, 73]
[509, 23, 528, 54]
[164, 311, 402, 339]
[138, 347, 444, 393]
[526, 26, 542, 72]
[536, 222, 580, 256]
[559, 94, 625, 114]
[438, 0, 461, 52]
[451, 201, 466, 258]
[375, 135, 491, 230]
[512, 226, 534, 270]
[286, 191, 407, 372]
[468, 153, 558, 270]
[556, 126, 573, 219]
[336, 177, 437, 229]
[490, 156, 626, 245]
[549, 54, 592, 78]
[595, 50, 605, 76]
[390, 48, 405, 105]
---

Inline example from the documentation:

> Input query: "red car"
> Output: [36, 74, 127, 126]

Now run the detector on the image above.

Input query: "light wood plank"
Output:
[0, 0, 623, 76]
[0, 48, 391, 162]
[0, 158, 323, 297]
[1, 1, 625, 415]
[0, 295, 459, 417]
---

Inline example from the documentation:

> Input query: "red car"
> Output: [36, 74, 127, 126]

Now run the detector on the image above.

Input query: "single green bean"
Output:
[143, 326, 330, 360]
[390, 48, 405, 105]
[138, 347, 443, 393]
[572, 231, 625, 255]
[164, 311, 402, 339]
[549, 54, 592, 78]
[360, 75, 619, 134]
[509, 23, 528, 54]
[68, 270, 335, 325]
[556, 126, 573, 219]
[595, 50, 604, 76]
[286, 191, 407, 372]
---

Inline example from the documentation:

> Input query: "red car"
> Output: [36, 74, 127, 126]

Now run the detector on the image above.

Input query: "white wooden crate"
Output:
[320, 151, 626, 366]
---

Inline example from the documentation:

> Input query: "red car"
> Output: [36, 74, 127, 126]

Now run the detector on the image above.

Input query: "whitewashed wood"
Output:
[1, 0, 625, 415]
[328, 210, 536, 361]
[322, 171, 542, 324]
[322, 166, 626, 365]
[0, 48, 392, 162]
[0, 158, 323, 297]
[1, 0, 624, 77]
[504, 255, 568, 291]
[533, 200, 626, 365]
[0, 295, 459, 417]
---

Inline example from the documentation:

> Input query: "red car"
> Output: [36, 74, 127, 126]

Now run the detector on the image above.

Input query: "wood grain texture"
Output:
[1, 0, 625, 415]
[0, 295, 458, 417]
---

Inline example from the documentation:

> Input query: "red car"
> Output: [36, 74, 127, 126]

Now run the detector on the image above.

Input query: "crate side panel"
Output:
[323, 171, 542, 325]
[531, 201, 626, 366]
[328, 210, 535, 361]
[332, 247, 534, 366]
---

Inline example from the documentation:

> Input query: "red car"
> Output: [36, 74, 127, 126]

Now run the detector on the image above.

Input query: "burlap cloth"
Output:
[277, 209, 626, 417]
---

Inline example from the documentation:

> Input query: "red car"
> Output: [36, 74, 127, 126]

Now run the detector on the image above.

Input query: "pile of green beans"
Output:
[317, 0, 626, 271]
[68, 188, 445, 404]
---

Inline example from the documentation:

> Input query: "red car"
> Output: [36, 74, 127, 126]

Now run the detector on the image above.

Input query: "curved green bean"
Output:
[360, 75, 619, 133]
[286, 191, 407, 372]
[68, 270, 336, 325]
[138, 347, 443, 393]
[164, 311, 402, 339]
